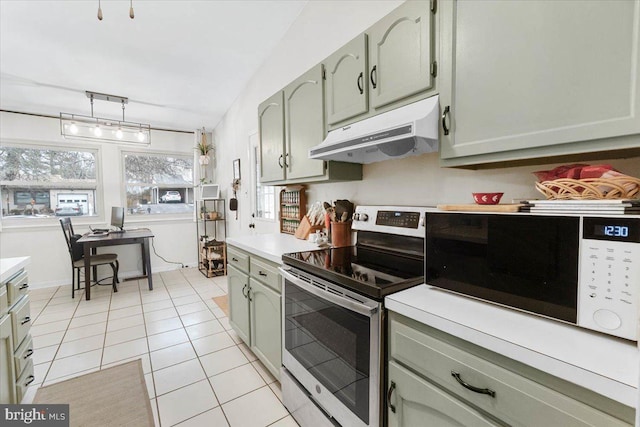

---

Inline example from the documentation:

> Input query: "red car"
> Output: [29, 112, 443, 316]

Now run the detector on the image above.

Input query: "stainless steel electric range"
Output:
[279, 205, 429, 427]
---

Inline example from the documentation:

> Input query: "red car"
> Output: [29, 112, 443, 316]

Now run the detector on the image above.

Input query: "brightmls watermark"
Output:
[1, 405, 69, 426]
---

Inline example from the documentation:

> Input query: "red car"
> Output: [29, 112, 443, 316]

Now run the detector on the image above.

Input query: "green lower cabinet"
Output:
[0, 314, 17, 404]
[388, 312, 634, 427]
[388, 361, 500, 427]
[227, 264, 250, 344]
[248, 278, 281, 380]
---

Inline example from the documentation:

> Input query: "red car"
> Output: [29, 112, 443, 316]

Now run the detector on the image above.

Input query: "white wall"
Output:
[211, 0, 640, 237]
[0, 111, 199, 288]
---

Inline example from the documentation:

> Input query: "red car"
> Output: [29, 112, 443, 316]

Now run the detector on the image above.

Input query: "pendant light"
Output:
[96, 0, 136, 21]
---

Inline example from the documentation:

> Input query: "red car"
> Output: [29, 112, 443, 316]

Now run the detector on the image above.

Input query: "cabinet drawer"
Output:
[250, 258, 281, 292]
[14, 334, 33, 377]
[15, 359, 34, 403]
[10, 296, 30, 352]
[227, 246, 250, 273]
[388, 361, 500, 427]
[389, 317, 631, 427]
[0, 285, 7, 317]
[6, 270, 28, 306]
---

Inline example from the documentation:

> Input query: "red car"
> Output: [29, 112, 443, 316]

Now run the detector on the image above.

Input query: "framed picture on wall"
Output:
[233, 158, 241, 180]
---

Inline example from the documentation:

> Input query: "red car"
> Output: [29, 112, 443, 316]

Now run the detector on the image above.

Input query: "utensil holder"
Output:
[331, 221, 352, 248]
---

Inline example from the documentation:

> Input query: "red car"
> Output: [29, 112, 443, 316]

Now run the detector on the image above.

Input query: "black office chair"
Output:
[60, 217, 120, 298]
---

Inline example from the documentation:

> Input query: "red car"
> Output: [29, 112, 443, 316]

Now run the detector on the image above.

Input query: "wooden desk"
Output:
[77, 229, 154, 301]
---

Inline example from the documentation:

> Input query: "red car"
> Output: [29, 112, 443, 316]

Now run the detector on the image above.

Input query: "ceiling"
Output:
[0, 0, 308, 132]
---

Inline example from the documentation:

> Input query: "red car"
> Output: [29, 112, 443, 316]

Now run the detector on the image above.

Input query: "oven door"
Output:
[280, 266, 380, 427]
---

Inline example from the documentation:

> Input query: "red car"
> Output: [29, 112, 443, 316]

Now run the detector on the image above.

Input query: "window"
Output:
[123, 151, 194, 216]
[252, 143, 276, 220]
[0, 145, 97, 219]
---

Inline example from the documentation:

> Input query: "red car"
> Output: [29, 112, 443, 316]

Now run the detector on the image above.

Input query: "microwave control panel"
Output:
[578, 217, 640, 341]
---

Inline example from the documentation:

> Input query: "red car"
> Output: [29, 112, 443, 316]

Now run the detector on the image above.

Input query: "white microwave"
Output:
[425, 212, 640, 340]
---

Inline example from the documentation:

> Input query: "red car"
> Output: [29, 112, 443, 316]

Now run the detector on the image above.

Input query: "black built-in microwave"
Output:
[425, 212, 640, 340]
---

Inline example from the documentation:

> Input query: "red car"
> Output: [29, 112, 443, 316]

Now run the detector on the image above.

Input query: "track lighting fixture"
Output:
[60, 91, 151, 145]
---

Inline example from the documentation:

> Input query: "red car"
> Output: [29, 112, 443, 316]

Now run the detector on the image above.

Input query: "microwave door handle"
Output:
[280, 267, 377, 317]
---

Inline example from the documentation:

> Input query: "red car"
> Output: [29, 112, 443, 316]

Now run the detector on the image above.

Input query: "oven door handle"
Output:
[280, 267, 378, 317]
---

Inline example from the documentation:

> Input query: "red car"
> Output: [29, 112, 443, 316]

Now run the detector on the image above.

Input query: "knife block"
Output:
[294, 216, 323, 240]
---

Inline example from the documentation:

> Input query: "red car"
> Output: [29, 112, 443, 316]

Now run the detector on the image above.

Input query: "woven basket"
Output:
[535, 176, 640, 200]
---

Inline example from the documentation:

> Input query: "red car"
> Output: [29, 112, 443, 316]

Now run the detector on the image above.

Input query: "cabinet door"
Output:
[259, 91, 286, 183]
[227, 265, 250, 344]
[439, 0, 640, 163]
[284, 64, 326, 181]
[0, 314, 17, 404]
[325, 34, 369, 127]
[249, 278, 281, 380]
[388, 362, 500, 427]
[368, 0, 435, 110]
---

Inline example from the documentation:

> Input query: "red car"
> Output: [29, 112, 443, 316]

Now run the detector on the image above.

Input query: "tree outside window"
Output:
[123, 152, 194, 215]
[0, 145, 97, 218]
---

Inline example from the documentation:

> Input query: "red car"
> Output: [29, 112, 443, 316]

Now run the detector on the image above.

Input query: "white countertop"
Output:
[386, 285, 639, 407]
[0, 256, 30, 283]
[226, 233, 323, 264]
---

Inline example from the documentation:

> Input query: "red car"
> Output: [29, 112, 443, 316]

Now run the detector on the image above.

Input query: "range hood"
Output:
[309, 95, 440, 164]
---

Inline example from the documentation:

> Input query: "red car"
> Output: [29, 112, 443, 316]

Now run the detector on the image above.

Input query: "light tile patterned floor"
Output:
[25, 268, 298, 427]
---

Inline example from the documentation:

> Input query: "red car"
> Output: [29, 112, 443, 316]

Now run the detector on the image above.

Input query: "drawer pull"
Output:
[24, 349, 34, 359]
[451, 371, 496, 398]
[442, 106, 451, 135]
[21, 316, 31, 325]
[387, 381, 396, 413]
[25, 375, 35, 386]
[232, 257, 239, 262]
[19, 284, 29, 290]
[242, 284, 248, 298]
[258, 271, 268, 277]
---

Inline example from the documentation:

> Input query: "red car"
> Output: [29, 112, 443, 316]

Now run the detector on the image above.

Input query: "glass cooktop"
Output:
[282, 245, 424, 300]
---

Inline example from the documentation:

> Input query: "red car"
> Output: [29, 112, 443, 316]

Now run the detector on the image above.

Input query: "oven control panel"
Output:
[375, 210, 421, 228]
[352, 205, 433, 238]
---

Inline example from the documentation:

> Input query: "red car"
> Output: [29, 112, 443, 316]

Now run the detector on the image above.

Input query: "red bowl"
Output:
[472, 192, 504, 205]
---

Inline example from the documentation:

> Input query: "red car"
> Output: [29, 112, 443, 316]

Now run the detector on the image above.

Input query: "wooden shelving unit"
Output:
[196, 198, 227, 277]
[279, 185, 306, 235]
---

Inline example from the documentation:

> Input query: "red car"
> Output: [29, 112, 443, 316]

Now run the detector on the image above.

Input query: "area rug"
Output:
[213, 295, 229, 316]
[34, 359, 153, 427]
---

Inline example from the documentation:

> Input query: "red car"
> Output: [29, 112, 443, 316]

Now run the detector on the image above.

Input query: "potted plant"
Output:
[196, 127, 213, 165]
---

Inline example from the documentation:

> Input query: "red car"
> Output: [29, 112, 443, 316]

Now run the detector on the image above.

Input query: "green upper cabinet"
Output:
[258, 91, 285, 183]
[368, 0, 436, 111]
[258, 91, 284, 182]
[284, 64, 326, 181]
[439, 0, 640, 167]
[258, 64, 363, 185]
[325, 1, 437, 131]
[325, 34, 369, 127]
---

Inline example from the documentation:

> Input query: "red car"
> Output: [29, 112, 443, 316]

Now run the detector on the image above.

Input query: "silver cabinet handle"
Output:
[451, 371, 495, 398]
[387, 381, 396, 413]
